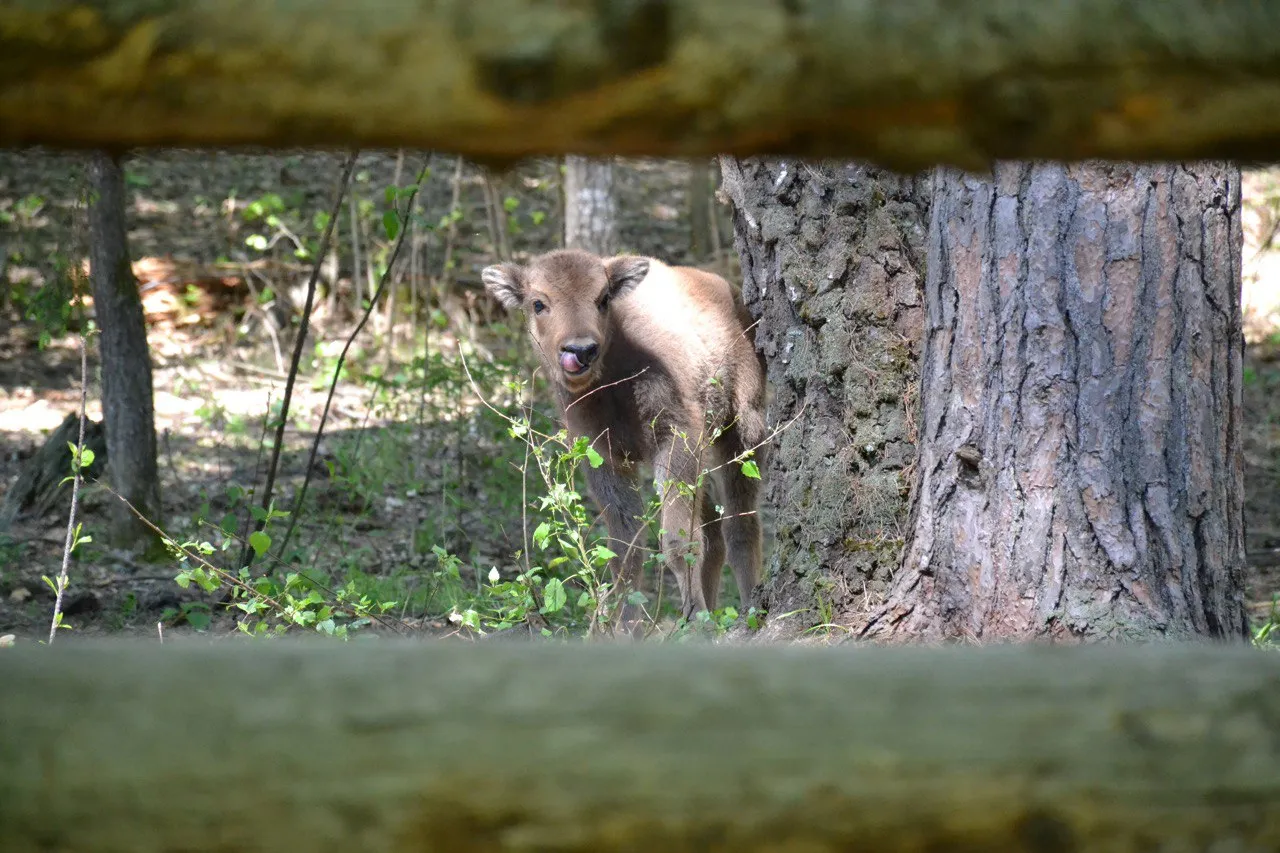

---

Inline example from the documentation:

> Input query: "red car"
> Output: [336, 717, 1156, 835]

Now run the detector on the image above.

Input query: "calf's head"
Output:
[483, 249, 649, 392]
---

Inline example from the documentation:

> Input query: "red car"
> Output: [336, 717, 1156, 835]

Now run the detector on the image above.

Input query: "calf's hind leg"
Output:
[699, 488, 727, 611]
[713, 442, 763, 610]
[654, 441, 710, 621]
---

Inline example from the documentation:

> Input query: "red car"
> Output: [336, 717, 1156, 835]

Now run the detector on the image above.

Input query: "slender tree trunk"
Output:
[482, 171, 513, 262]
[87, 151, 161, 549]
[687, 158, 713, 261]
[721, 158, 929, 635]
[563, 156, 617, 255]
[866, 162, 1248, 642]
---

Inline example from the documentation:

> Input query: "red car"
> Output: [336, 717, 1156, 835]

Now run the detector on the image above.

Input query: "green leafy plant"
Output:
[167, 499, 398, 639]
[1254, 595, 1280, 648]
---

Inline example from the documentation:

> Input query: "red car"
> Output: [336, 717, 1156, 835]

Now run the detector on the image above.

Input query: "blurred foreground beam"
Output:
[3, 642, 1280, 851]
[3, 1, 1280, 170]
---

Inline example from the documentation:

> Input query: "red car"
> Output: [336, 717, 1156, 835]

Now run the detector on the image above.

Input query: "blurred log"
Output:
[2, 641, 1280, 851]
[2, 1, 1280, 169]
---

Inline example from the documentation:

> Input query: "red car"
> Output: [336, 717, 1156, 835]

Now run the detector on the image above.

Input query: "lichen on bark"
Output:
[721, 158, 929, 634]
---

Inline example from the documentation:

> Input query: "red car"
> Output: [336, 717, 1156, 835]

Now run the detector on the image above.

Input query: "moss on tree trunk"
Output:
[721, 158, 928, 634]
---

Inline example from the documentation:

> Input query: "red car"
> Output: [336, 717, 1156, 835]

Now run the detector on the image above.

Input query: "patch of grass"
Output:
[1254, 595, 1280, 648]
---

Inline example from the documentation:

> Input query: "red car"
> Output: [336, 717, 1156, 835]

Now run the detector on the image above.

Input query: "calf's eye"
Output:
[531, 299, 547, 314]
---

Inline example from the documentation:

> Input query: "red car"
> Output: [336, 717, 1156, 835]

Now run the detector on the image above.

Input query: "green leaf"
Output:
[248, 530, 271, 557]
[585, 446, 604, 469]
[245, 234, 268, 251]
[383, 210, 401, 241]
[532, 521, 552, 549]
[183, 603, 212, 631]
[541, 578, 566, 614]
[741, 460, 761, 480]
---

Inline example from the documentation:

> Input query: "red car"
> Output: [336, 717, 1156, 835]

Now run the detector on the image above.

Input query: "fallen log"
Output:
[1, 641, 1279, 851]
[2, 1, 1280, 169]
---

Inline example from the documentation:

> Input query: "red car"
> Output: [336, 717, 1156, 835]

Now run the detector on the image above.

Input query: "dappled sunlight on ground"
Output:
[1244, 169, 1280, 342]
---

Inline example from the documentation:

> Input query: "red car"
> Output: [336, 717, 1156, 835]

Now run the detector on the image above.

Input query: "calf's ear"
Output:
[604, 256, 650, 298]
[482, 263, 526, 310]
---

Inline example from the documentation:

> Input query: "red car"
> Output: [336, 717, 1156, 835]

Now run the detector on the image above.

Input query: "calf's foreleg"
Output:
[585, 462, 648, 633]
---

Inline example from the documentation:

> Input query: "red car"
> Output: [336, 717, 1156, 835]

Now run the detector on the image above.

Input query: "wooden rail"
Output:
[2, 641, 1278, 851]
[2, 1, 1280, 168]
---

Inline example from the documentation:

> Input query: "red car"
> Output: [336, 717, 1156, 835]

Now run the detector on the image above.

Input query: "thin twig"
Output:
[243, 151, 358, 570]
[241, 265, 287, 373]
[49, 327, 90, 645]
[274, 161, 430, 562]
[563, 367, 650, 415]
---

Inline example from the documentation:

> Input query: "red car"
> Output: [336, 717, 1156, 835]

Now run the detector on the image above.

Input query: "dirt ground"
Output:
[1, 151, 1278, 641]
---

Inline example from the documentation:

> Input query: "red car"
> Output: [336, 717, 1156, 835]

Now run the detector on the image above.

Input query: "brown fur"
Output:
[483, 248, 766, 629]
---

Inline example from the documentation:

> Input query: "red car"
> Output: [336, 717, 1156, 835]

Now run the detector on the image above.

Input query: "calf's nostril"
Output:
[563, 342, 598, 367]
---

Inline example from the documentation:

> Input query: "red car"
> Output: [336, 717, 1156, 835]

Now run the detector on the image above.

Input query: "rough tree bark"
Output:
[88, 151, 162, 549]
[562, 156, 617, 255]
[866, 162, 1248, 642]
[720, 158, 928, 634]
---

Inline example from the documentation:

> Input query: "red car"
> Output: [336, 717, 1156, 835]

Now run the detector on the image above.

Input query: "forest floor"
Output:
[0, 150, 1278, 642]
[0, 148, 725, 643]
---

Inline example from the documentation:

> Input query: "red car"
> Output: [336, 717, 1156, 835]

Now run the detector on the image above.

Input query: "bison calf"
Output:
[483, 249, 766, 629]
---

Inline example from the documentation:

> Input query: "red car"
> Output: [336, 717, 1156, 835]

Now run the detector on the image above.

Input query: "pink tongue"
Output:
[560, 351, 583, 373]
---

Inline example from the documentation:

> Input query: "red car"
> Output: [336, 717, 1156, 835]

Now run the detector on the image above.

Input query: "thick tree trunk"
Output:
[562, 156, 617, 255]
[720, 158, 928, 635]
[88, 151, 161, 549]
[867, 162, 1248, 641]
